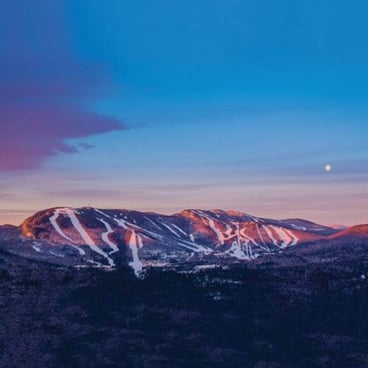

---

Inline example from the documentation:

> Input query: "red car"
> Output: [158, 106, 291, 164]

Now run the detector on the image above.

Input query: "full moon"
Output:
[325, 164, 332, 172]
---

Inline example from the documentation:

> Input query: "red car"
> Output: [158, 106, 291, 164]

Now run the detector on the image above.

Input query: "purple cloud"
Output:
[0, 0, 126, 171]
[0, 106, 125, 170]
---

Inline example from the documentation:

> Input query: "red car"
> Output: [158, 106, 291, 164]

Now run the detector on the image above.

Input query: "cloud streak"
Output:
[0, 0, 126, 171]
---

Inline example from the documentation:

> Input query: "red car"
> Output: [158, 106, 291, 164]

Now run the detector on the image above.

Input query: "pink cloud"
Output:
[0, 0, 126, 171]
[0, 105, 126, 170]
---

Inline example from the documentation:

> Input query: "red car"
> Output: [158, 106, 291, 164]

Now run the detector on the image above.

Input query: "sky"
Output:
[0, 0, 368, 226]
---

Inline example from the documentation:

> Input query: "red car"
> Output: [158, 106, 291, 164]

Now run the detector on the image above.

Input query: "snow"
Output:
[283, 228, 299, 246]
[171, 223, 188, 236]
[140, 228, 164, 240]
[99, 218, 119, 254]
[58, 208, 115, 267]
[195, 264, 218, 270]
[239, 227, 258, 246]
[249, 215, 260, 223]
[288, 223, 307, 231]
[188, 214, 266, 258]
[160, 222, 182, 238]
[95, 209, 110, 218]
[256, 225, 270, 251]
[258, 224, 299, 248]
[49, 210, 74, 243]
[86, 259, 105, 268]
[112, 215, 144, 276]
[224, 222, 252, 260]
[49, 209, 86, 255]
[70, 245, 86, 256]
[194, 210, 225, 245]
[247, 242, 253, 258]
[207, 218, 225, 245]
[225, 240, 249, 260]
[175, 239, 211, 253]
[262, 225, 279, 246]
[115, 218, 129, 230]
[128, 230, 143, 276]
[269, 226, 298, 248]
[145, 216, 162, 230]
[269, 226, 291, 248]
[49, 250, 65, 258]
[32, 243, 42, 253]
[45, 207, 305, 272]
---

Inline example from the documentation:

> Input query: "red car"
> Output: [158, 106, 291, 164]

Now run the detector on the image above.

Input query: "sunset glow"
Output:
[1, 1, 368, 226]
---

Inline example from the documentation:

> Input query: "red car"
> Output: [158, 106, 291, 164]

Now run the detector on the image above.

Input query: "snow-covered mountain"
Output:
[0, 207, 357, 276]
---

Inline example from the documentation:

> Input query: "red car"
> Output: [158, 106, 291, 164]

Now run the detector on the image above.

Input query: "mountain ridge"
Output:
[0, 206, 366, 276]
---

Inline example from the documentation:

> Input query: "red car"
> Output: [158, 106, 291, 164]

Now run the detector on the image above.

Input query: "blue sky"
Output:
[0, 0, 367, 225]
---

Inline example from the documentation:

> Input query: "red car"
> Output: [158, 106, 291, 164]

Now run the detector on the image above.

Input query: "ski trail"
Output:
[262, 225, 279, 246]
[145, 217, 163, 231]
[283, 228, 299, 246]
[178, 240, 212, 253]
[256, 225, 266, 245]
[95, 209, 111, 218]
[171, 223, 188, 236]
[99, 218, 119, 254]
[49, 209, 86, 255]
[62, 208, 115, 267]
[207, 218, 225, 245]
[225, 240, 249, 260]
[50, 210, 74, 243]
[194, 210, 226, 245]
[249, 215, 260, 223]
[270, 226, 295, 248]
[287, 223, 307, 231]
[161, 222, 182, 238]
[115, 218, 129, 230]
[128, 230, 143, 276]
[70, 245, 86, 256]
[225, 222, 250, 260]
[256, 225, 270, 251]
[239, 226, 258, 246]
[114, 217, 145, 276]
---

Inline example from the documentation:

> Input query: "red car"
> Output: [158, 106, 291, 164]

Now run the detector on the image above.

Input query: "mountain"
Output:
[330, 224, 368, 239]
[1, 208, 367, 367]
[1, 206, 361, 276]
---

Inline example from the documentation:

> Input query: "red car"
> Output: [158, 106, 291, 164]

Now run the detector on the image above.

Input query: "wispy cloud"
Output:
[0, 0, 126, 171]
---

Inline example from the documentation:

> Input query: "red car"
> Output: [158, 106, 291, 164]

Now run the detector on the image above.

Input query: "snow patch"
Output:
[32, 243, 42, 253]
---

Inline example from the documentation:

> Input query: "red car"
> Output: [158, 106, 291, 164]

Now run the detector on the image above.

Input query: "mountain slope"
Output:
[329, 224, 368, 239]
[0, 207, 348, 275]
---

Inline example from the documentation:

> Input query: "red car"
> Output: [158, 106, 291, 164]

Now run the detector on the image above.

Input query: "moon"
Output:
[325, 164, 332, 172]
